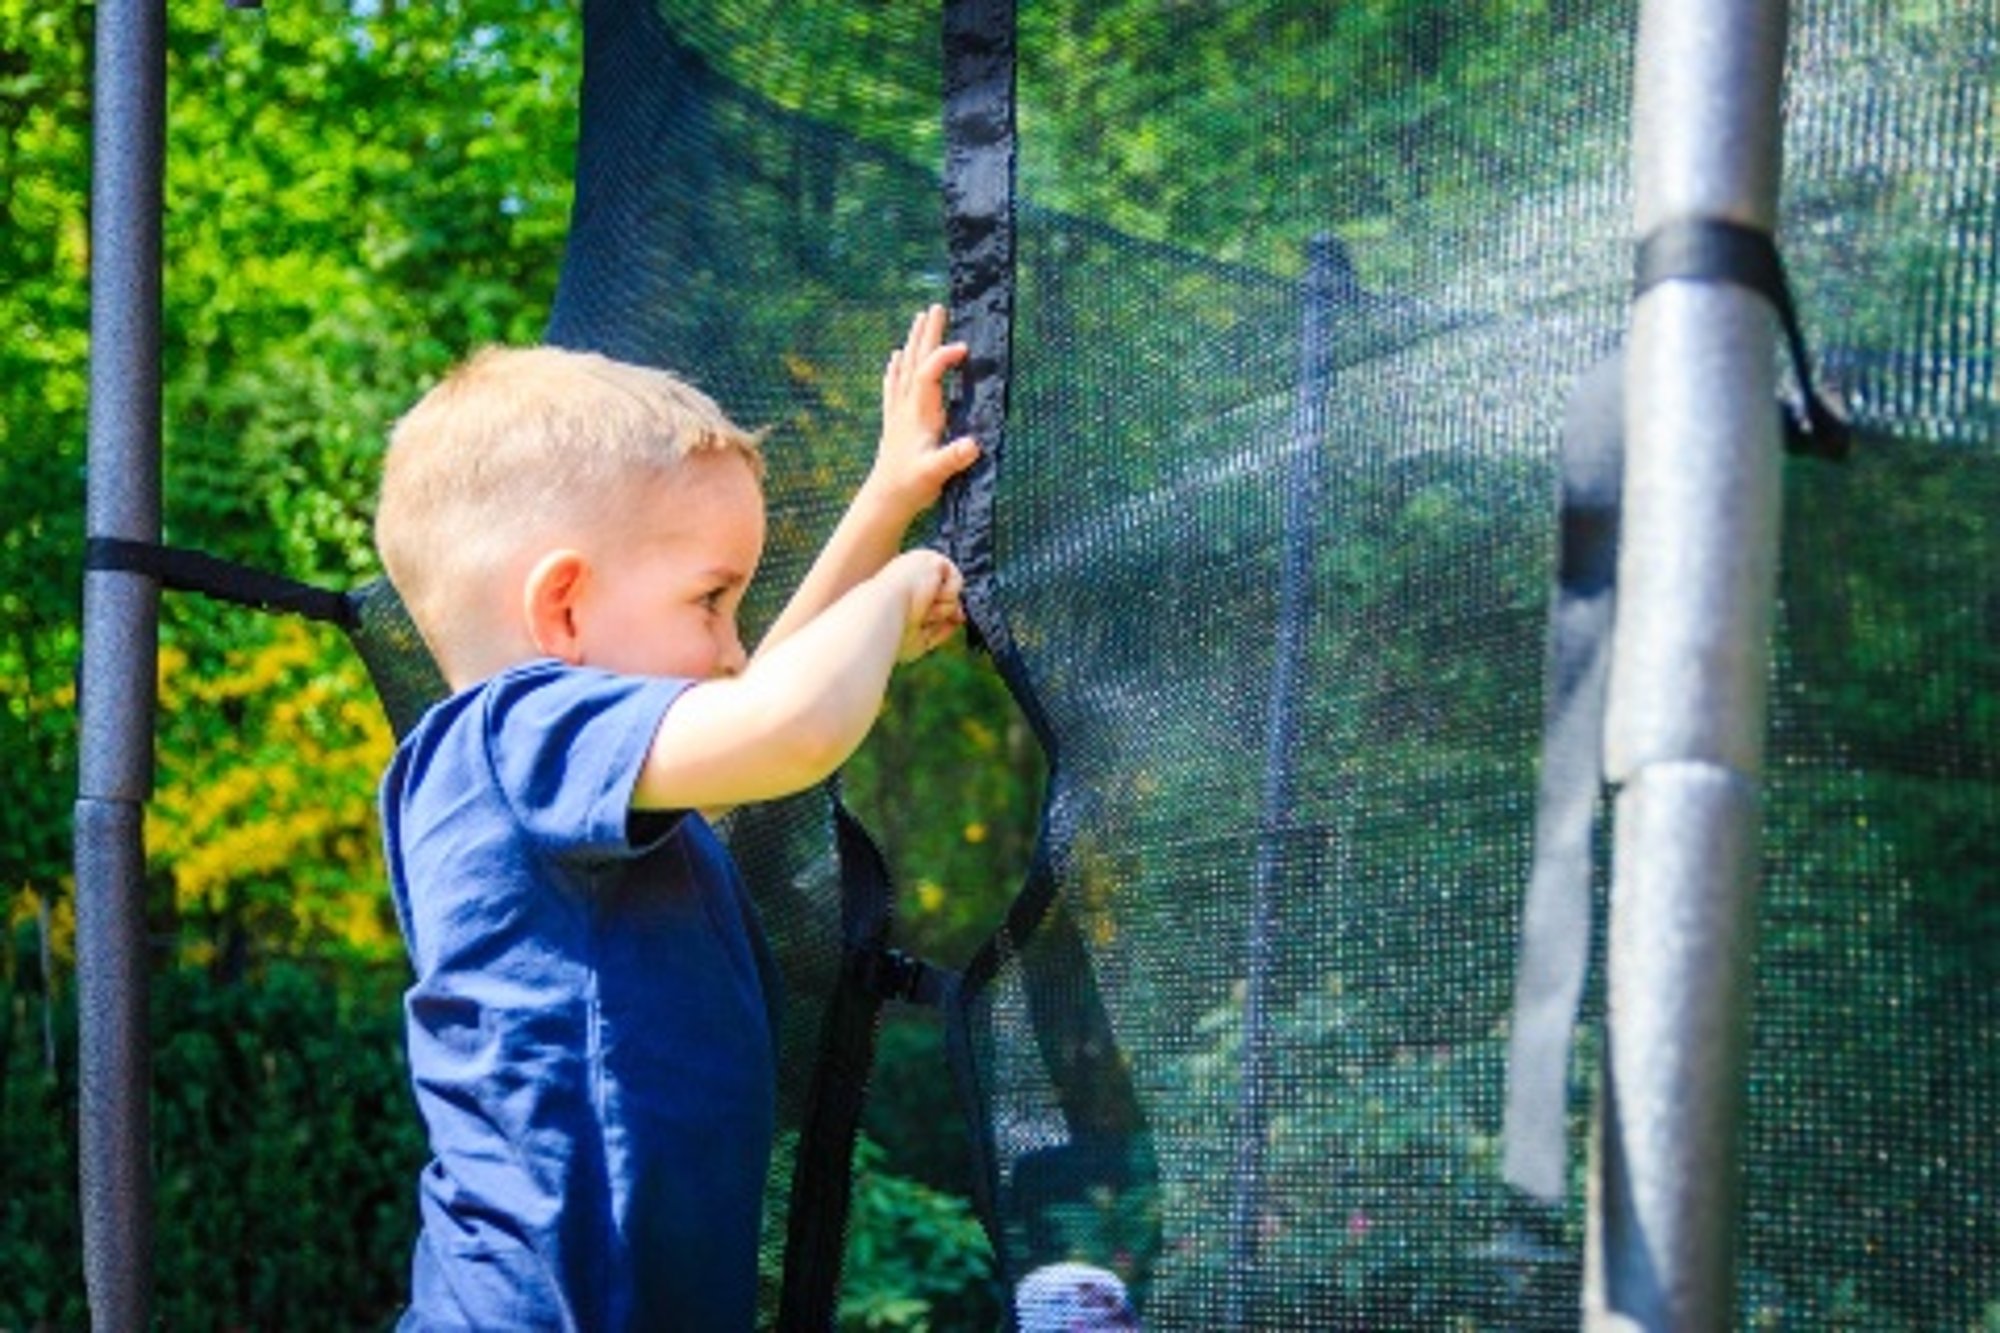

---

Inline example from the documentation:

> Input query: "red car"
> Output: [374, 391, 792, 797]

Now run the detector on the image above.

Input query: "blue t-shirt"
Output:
[381, 660, 779, 1332]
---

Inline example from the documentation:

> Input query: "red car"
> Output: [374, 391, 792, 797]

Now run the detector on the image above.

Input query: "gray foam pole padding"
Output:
[1591, 0, 1792, 1326]
[77, 0, 167, 1326]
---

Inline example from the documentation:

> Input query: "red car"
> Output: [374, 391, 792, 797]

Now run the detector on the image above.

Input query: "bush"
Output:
[0, 959, 423, 1331]
[9, 955, 1004, 1330]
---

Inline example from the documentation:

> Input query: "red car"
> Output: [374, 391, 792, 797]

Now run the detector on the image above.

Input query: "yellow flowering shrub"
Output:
[149, 619, 398, 965]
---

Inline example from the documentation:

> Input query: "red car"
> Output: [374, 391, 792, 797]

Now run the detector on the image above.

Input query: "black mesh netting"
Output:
[349, 0, 1996, 1326]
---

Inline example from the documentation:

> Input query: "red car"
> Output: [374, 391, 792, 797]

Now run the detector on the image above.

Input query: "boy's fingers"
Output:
[917, 438, 980, 485]
[920, 604, 964, 649]
[884, 332, 961, 400]
[919, 343, 970, 382]
[902, 305, 947, 371]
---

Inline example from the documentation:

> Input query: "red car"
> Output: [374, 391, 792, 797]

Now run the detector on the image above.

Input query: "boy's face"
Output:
[572, 450, 766, 680]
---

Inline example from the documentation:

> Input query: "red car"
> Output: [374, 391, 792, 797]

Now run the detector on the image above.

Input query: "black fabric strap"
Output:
[937, 0, 1055, 1002]
[1502, 352, 1624, 1203]
[938, 0, 1051, 983]
[935, 1, 1038, 1290]
[937, 0, 1025, 673]
[941, 965, 1005, 1280]
[1634, 218, 1851, 461]
[780, 801, 955, 1331]
[85, 537, 358, 630]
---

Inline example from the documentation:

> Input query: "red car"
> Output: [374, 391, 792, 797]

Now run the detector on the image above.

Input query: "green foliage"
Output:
[2, 1, 580, 1320]
[148, 963, 424, 1329]
[0, 918, 82, 1329]
[149, 619, 400, 967]
[1138, 970, 1573, 1327]
[654, 0, 1632, 275]
[0, 961, 423, 1332]
[0, 0, 89, 931]
[760, 1131, 998, 1332]
[862, 1013, 976, 1193]
[839, 1135, 998, 1331]
[848, 642, 1047, 966]
[2, 0, 583, 956]
[656, 0, 941, 162]
[158, 0, 578, 579]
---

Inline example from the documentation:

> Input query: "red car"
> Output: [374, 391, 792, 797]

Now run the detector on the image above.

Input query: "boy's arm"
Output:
[634, 549, 964, 813]
[757, 305, 981, 655]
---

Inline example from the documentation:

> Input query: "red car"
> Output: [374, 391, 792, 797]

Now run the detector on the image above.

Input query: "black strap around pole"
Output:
[1634, 218, 1851, 461]
[85, 537, 358, 630]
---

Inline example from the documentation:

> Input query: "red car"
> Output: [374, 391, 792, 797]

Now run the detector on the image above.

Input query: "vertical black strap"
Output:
[937, 0, 1024, 677]
[1502, 351, 1624, 1203]
[935, 2, 1033, 1296]
[780, 798, 955, 1330]
[1503, 222, 1852, 1201]
[779, 802, 899, 1331]
[942, 956, 1007, 1291]
[936, 0, 1031, 987]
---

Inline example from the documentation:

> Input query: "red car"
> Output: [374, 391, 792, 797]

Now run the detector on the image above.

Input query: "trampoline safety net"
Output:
[359, 0, 1996, 1327]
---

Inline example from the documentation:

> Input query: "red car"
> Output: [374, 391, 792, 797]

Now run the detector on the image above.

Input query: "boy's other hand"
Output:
[881, 548, 966, 662]
[871, 304, 982, 518]
[756, 308, 976, 661]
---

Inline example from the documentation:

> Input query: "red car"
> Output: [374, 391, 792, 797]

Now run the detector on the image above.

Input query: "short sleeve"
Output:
[481, 662, 691, 865]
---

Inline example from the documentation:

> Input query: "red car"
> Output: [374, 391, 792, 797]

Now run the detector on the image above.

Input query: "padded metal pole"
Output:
[72, 802, 155, 1331]
[1593, 0, 1790, 1327]
[76, 0, 166, 1325]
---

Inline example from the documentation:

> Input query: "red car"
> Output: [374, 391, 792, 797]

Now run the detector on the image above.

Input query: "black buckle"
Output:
[855, 947, 939, 1005]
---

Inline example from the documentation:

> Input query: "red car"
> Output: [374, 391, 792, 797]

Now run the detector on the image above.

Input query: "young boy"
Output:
[372, 306, 979, 1331]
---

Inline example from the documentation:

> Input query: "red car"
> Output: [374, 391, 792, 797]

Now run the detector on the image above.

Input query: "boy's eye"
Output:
[699, 588, 727, 611]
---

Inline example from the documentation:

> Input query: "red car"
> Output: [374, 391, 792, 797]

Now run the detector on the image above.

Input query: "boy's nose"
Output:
[720, 629, 749, 677]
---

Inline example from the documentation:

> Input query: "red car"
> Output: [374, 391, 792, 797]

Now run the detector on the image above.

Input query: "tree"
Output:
[1, 0, 583, 970]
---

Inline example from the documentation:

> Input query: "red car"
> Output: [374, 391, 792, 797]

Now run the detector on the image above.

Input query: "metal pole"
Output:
[77, 0, 167, 1325]
[1592, 1, 1790, 1327]
[1224, 235, 1344, 1330]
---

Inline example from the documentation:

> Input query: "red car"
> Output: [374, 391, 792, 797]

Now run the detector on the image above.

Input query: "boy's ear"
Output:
[523, 549, 589, 664]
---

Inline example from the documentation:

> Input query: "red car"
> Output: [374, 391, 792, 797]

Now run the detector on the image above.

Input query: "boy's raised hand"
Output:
[871, 304, 982, 518]
[883, 548, 966, 662]
[757, 307, 980, 660]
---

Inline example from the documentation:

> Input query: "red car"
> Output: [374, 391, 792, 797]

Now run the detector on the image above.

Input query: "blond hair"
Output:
[375, 345, 764, 673]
